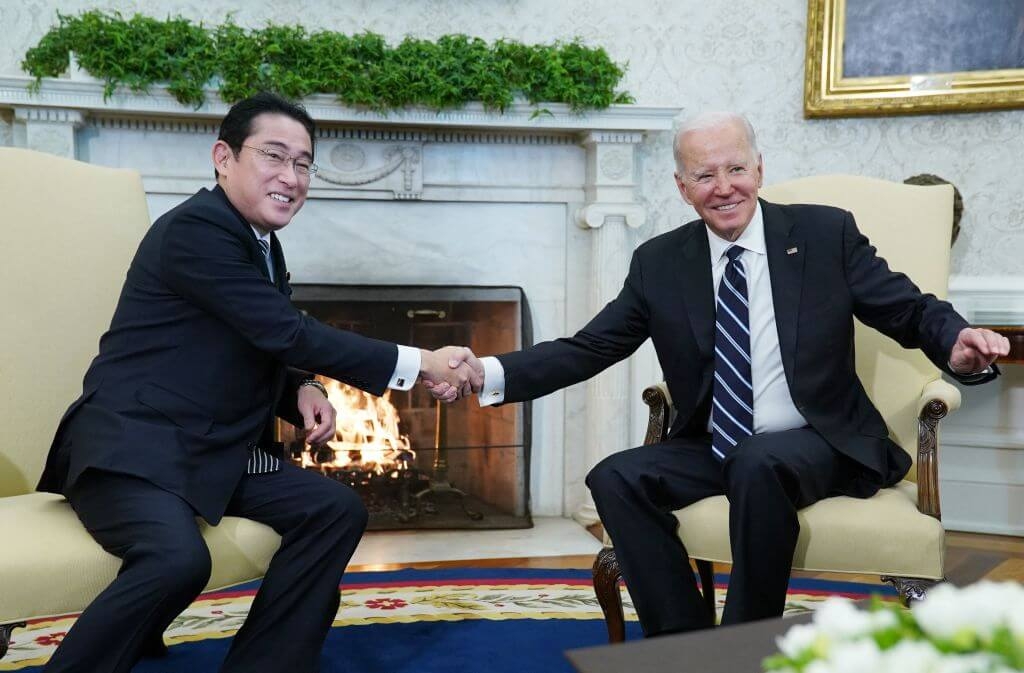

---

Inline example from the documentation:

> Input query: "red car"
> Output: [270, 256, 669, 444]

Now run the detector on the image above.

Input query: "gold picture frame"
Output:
[805, 0, 1024, 117]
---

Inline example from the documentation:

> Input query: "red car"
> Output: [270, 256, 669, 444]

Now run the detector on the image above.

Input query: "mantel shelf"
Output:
[0, 76, 680, 134]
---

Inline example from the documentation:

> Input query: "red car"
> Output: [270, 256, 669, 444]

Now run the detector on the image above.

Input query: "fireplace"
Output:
[278, 285, 531, 530]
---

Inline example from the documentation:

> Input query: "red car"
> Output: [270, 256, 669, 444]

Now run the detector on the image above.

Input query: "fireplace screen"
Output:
[279, 285, 531, 530]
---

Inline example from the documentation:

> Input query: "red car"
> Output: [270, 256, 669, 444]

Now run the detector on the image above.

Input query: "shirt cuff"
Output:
[478, 356, 506, 406]
[388, 345, 420, 390]
[947, 360, 993, 380]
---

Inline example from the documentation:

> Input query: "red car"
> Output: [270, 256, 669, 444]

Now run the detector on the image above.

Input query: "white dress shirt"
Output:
[477, 205, 807, 436]
[705, 205, 805, 433]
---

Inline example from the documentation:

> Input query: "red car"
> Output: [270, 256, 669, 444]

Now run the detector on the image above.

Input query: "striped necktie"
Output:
[248, 237, 281, 475]
[257, 238, 274, 282]
[711, 245, 753, 461]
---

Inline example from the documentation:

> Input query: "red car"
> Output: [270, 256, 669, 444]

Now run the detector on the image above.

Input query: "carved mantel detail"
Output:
[317, 143, 422, 199]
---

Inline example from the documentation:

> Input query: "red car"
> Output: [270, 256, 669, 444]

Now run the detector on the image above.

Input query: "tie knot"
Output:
[725, 245, 745, 263]
[257, 239, 270, 256]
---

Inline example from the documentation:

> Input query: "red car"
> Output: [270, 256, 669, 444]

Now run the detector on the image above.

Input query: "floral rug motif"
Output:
[1, 568, 895, 671]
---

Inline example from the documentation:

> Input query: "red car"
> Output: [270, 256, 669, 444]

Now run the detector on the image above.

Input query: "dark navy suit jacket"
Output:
[497, 200, 994, 495]
[38, 186, 397, 523]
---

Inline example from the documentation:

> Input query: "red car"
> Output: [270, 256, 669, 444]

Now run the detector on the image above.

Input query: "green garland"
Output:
[22, 11, 634, 112]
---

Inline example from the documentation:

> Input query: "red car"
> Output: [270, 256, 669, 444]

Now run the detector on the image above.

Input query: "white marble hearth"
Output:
[349, 517, 602, 567]
[0, 77, 679, 521]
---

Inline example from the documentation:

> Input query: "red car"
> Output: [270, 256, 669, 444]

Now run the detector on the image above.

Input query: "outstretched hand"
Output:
[949, 327, 1009, 374]
[420, 346, 484, 402]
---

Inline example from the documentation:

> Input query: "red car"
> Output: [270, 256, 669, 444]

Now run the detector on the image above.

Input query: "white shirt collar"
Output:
[706, 202, 766, 263]
[250, 226, 271, 246]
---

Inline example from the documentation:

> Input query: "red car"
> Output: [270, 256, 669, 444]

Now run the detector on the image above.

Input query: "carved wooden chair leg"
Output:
[593, 547, 627, 643]
[696, 560, 716, 624]
[880, 575, 942, 607]
[1, 622, 26, 659]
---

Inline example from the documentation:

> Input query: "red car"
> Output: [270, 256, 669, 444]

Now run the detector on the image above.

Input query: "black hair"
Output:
[215, 92, 316, 178]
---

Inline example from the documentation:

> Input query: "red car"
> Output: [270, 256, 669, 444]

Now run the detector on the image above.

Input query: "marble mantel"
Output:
[0, 75, 681, 522]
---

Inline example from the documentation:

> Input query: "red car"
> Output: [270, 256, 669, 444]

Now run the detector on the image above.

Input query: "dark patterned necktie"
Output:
[711, 245, 753, 460]
[257, 238, 274, 282]
[248, 237, 280, 475]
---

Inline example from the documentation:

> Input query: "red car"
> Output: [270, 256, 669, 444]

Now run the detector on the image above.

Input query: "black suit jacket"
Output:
[38, 186, 398, 523]
[498, 200, 993, 495]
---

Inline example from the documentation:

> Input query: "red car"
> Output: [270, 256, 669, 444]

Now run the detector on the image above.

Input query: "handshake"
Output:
[418, 346, 484, 403]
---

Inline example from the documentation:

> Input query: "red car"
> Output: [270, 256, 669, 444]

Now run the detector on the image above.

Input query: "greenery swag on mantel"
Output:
[22, 11, 634, 113]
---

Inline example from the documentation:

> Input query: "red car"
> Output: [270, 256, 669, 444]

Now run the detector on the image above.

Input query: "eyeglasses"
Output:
[241, 145, 319, 177]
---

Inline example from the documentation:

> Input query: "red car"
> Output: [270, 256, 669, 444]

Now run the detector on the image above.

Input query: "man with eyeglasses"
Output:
[37, 92, 480, 673]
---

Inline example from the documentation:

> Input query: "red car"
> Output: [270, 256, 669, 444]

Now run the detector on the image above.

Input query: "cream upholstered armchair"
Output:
[593, 175, 960, 643]
[0, 148, 282, 659]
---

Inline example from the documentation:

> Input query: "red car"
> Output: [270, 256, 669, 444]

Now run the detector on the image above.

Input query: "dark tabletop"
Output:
[565, 611, 815, 673]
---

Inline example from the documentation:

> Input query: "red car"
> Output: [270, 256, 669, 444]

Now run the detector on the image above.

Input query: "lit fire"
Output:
[301, 378, 414, 475]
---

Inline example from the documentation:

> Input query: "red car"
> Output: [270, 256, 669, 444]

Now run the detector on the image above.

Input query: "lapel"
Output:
[269, 233, 291, 296]
[210, 186, 277, 286]
[674, 222, 715, 360]
[761, 199, 805, 383]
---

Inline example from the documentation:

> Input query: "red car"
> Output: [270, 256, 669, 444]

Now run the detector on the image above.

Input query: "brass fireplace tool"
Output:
[413, 399, 483, 520]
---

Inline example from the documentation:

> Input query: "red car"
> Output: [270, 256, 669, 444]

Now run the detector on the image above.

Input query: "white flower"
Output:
[878, 640, 942, 673]
[814, 598, 878, 641]
[917, 581, 1011, 643]
[931, 652, 1005, 673]
[822, 640, 882, 673]
[804, 661, 834, 673]
[766, 581, 1024, 673]
[776, 622, 821, 658]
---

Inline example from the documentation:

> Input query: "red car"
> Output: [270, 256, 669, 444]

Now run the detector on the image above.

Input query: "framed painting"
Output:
[804, 0, 1024, 117]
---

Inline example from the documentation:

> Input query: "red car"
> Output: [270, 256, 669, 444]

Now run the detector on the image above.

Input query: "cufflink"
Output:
[397, 378, 406, 387]
[490, 391, 500, 397]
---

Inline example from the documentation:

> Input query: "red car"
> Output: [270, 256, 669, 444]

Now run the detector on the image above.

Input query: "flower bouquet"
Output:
[764, 581, 1024, 672]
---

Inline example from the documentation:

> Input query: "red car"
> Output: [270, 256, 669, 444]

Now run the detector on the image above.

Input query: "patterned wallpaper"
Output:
[3, 0, 1023, 275]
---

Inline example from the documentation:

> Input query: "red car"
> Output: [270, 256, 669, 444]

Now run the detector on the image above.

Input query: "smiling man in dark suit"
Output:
[37, 92, 480, 673]
[434, 112, 1008, 636]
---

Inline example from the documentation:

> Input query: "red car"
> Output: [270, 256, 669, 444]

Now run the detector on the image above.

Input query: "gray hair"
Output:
[673, 112, 759, 173]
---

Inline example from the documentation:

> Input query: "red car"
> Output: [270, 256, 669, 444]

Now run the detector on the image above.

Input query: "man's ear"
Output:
[212, 141, 233, 175]
[674, 172, 694, 206]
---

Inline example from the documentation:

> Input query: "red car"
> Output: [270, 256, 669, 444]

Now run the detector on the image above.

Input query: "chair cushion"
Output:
[673, 480, 944, 579]
[0, 492, 282, 623]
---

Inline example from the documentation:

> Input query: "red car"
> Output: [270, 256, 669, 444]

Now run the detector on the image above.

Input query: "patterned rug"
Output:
[2, 568, 896, 672]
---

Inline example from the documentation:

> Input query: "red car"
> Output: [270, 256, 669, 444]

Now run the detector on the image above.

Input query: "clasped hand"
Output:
[419, 346, 485, 403]
[949, 327, 1010, 374]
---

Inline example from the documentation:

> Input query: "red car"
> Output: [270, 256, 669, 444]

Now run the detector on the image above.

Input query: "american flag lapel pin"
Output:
[786, 246, 798, 255]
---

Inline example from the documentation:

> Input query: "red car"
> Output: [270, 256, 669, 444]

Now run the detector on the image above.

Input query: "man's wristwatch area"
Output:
[299, 378, 329, 398]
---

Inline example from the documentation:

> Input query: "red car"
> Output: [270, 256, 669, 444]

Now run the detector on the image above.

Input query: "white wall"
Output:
[3, 0, 1023, 275]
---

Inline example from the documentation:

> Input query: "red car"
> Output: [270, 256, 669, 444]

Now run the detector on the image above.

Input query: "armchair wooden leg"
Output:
[880, 575, 942, 606]
[592, 547, 626, 643]
[1, 622, 26, 659]
[696, 560, 716, 624]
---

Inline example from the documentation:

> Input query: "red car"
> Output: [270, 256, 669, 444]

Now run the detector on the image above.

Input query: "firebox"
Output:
[278, 285, 531, 530]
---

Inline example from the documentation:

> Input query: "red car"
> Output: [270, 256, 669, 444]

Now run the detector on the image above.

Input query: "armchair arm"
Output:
[642, 382, 673, 445]
[916, 378, 960, 521]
